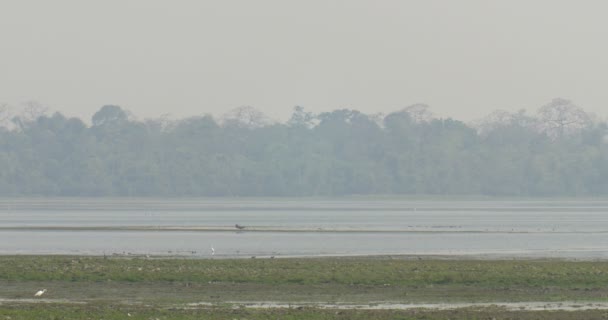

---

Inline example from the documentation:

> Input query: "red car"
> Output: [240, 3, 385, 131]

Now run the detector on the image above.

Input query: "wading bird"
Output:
[34, 289, 47, 297]
[211, 246, 215, 255]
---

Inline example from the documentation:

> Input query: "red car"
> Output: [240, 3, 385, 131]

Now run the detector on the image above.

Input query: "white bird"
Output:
[211, 246, 215, 256]
[34, 289, 47, 297]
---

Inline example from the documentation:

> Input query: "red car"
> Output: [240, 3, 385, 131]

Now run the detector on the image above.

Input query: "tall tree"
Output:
[537, 98, 591, 139]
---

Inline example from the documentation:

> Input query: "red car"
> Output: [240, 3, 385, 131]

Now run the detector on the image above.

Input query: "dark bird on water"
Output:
[235, 224, 246, 230]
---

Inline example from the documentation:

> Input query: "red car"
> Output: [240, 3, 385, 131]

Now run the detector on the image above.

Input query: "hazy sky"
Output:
[1, 0, 607, 123]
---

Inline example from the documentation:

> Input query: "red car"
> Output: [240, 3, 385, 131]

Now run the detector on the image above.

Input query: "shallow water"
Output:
[1, 198, 608, 258]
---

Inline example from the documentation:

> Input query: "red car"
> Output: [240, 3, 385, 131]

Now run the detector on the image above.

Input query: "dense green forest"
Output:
[1, 99, 607, 197]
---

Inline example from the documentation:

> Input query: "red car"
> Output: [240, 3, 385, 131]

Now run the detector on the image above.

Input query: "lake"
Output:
[1, 198, 608, 258]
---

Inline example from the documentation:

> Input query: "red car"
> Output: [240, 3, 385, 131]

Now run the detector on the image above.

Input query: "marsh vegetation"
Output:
[3, 256, 608, 318]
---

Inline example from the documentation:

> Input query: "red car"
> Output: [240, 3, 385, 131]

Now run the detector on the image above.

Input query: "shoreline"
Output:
[2, 298, 608, 312]
[3, 251, 608, 261]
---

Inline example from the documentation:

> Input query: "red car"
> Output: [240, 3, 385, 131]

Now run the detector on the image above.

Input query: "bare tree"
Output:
[221, 106, 274, 128]
[474, 110, 515, 136]
[474, 109, 536, 136]
[10, 101, 50, 130]
[20, 100, 49, 123]
[288, 106, 317, 128]
[537, 98, 591, 138]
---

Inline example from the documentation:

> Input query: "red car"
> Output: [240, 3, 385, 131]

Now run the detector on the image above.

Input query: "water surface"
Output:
[1, 198, 607, 258]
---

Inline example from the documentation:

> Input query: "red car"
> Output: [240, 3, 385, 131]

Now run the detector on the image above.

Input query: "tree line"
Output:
[1, 99, 607, 197]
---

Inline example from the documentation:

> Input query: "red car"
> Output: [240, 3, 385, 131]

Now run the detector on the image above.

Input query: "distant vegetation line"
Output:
[1, 99, 607, 197]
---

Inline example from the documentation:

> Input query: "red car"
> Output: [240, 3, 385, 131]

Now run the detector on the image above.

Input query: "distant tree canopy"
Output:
[1, 99, 607, 197]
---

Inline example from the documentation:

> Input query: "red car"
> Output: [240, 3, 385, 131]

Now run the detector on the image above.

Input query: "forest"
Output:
[1, 98, 607, 197]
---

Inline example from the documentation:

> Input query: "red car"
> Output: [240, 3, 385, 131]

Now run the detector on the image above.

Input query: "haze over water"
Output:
[2, 198, 608, 259]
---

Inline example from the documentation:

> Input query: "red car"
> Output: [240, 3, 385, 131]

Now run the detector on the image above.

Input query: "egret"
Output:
[211, 246, 215, 256]
[34, 289, 47, 297]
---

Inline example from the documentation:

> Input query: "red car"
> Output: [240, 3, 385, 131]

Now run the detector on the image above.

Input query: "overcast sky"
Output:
[1, 0, 607, 123]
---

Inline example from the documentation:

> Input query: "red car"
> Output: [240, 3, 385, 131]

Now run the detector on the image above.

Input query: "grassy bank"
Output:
[3, 256, 608, 318]
[2, 256, 608, 303]
[4, 256, 608, 287]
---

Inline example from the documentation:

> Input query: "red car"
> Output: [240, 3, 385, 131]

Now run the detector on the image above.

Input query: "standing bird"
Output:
[235, 224, 245, 230]
[211, 246, 215, 256]
[34, 289, 47, 297]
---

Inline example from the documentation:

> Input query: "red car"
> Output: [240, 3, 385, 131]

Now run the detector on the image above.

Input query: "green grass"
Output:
[5, 256, 608, 318]
[3, 256, 608, 288]
[3, 256, 608, 305]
